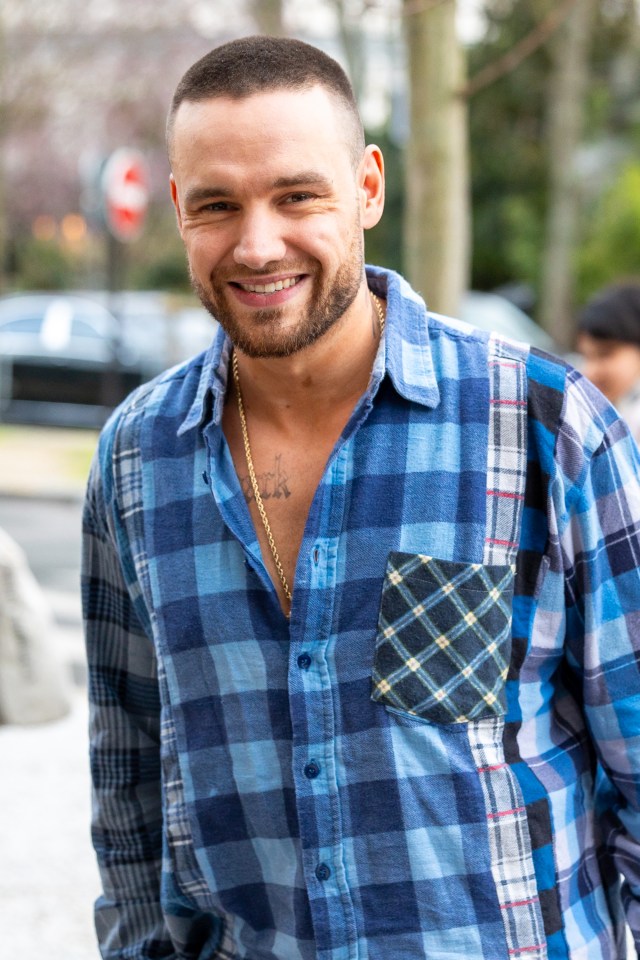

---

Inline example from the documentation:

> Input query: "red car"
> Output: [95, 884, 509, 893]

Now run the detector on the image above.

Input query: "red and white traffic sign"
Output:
[101, 148, 149, 243]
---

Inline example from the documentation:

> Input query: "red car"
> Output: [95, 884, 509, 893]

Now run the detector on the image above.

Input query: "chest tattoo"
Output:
[240, 454, 292, 503]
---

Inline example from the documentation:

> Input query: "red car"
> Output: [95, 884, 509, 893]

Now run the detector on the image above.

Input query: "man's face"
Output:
[170, 86, 380, 359]
[577, 332, 640, 406]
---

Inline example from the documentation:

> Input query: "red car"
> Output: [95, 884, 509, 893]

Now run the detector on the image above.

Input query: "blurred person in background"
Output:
[83, 36, 640, 960]
[576, 281, 640, 440]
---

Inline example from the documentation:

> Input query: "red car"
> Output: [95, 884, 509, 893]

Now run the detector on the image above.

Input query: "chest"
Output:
[221, 398, 357, 612]
[144, 382, 493, 637]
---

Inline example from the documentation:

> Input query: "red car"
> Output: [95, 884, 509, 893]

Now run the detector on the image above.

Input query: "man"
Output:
[83, 36, 640, 960]
[576, 282, 640, 442]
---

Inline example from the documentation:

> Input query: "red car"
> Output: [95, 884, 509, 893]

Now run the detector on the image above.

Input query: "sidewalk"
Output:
[0, 691, 101, 959]
[0, 423, 100, 958]
[0, 423, 98, 499]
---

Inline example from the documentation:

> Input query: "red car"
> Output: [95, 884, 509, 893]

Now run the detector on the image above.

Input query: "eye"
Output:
[284, 192, 314, 204]
[202, 201, 233, 212]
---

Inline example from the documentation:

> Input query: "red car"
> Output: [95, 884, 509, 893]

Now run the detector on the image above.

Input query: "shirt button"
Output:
[304, 761, 320, 779]
[315, 863, 331, 882]
[297, 653, 312, 670]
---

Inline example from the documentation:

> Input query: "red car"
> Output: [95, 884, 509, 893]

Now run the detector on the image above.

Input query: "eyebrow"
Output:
[183, 185, 233, 206]
[183, 172, 333, 208]
[271, 173, 333, 190]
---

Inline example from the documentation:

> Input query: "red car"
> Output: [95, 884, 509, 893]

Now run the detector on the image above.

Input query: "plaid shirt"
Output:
[83, 267, 640, 960]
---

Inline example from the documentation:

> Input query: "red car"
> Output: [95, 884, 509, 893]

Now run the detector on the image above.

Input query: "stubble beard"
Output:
[190, 235, 365, 360]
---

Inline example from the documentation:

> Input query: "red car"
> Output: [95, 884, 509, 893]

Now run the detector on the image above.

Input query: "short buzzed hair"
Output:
[167, 35, 365, 166]
[579, 282, 640, 346]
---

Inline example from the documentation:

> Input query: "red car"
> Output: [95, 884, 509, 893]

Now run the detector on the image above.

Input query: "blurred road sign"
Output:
[102, 148, 149, 243]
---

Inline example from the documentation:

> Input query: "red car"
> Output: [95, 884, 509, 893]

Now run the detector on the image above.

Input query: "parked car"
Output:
[0, 292, 166, 427]
[0, 287, 557, 429]
[459, 291, 559, 354]
[81, 291, 217, 370]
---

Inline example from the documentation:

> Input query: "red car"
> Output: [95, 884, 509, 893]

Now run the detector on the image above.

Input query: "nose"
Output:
[233, 208, 287, 269]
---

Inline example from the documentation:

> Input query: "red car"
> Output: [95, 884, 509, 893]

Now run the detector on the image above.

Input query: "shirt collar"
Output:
[367, 265, 440, 409]
[177, 265, 440, 436]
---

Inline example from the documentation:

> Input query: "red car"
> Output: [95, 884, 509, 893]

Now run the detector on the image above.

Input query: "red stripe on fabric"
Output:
[477, 763, 507, 772]
[487, 490, 525, 500]
[489, 398, 527, 406]
[487, 806, 526, 819]
[486, 537, 519, 548]
[500, 897, 540, 909]
[508, 946, 546, 955]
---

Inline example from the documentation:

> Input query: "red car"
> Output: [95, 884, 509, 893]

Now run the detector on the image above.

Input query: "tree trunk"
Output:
[329, 0, 366, 103]
[250, 0, 285, 36]
[538, 0, 598, 347]
[402, 0, 470, 317]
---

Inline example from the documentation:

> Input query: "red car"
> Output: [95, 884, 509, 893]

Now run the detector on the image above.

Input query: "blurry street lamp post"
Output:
[100, 148, 149, 407]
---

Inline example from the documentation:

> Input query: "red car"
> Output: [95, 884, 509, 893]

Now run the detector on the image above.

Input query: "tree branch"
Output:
[461, 0, 581, 99]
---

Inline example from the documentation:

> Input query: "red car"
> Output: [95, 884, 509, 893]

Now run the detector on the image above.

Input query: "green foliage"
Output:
[576, 162, 640, 303]
[467, 0, 639, 299]
[468, 1, 551, 293]
[10, 238, 74, 290]
[125, 205, 191, 292]
[132, 250, 190, 292]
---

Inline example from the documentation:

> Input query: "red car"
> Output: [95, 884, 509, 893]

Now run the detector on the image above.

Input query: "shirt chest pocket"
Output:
[371, 553, 515, 724]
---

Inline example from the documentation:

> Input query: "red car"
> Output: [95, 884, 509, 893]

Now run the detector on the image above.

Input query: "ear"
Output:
[170, 174, 183, 232]
[358, 144, 385, 230]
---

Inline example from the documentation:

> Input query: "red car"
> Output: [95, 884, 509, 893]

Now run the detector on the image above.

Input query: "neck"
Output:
[231, 282, 383, 429]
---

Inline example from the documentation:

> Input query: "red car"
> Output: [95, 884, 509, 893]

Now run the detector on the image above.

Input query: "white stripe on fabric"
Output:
[485, 334, 529, 566]
[474, 334, 547, 957]
[468, 720, 547, 958]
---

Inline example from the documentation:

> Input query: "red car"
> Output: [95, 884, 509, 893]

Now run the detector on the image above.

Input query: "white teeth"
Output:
[239, 277, 299, 293]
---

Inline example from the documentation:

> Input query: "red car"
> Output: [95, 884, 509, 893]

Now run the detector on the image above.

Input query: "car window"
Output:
[71, 318, 106, 339]
[0, 317, 43, 334]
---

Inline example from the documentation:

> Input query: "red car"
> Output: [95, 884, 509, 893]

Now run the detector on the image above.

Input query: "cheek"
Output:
[617, 353, 640, 388]
[583, 358, 613, 393]
[183, 232, 225, 272]
[589, 353, 640, 403]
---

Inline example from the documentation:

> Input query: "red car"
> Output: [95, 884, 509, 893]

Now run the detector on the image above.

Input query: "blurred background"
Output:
[0, 1, 639, 956]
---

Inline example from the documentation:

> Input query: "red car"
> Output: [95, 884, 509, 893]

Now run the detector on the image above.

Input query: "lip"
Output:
[228, 274, 307, 308]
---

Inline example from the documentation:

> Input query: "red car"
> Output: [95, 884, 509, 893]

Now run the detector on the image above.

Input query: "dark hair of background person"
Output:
[578, 282, 640, 346]
[166, 35, 365, 167]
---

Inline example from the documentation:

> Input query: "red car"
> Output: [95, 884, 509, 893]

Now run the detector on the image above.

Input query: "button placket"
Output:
[287, 455, 354, 947]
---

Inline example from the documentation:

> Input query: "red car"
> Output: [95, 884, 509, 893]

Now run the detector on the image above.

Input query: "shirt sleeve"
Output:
[82, 447, 171, 959]
[555, 368, 640, 948]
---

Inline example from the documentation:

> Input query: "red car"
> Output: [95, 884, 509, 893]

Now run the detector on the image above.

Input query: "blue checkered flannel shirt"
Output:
[83, 267, 640, 960]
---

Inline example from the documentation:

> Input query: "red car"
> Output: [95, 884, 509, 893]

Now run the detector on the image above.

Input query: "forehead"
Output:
[578, 333, 634, 355]
[170, 86, 355, 174]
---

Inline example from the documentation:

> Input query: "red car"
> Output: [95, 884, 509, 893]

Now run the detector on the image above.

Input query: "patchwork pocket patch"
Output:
[372, 553, 515, 724]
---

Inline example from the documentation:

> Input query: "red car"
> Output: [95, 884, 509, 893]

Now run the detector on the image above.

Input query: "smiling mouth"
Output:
[233, 276, 301, 294]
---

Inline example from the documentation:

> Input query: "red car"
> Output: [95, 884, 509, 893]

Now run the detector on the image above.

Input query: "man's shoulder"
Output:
[525, 347, 637, 498]
[424, 313, 611, 465]
[102, 351, 208, 446]
[92, 351, 209, 499]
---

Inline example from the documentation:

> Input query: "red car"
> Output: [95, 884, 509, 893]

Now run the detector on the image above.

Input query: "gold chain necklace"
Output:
[371, 291, 385, 336]
[232, 291, 385, 614]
